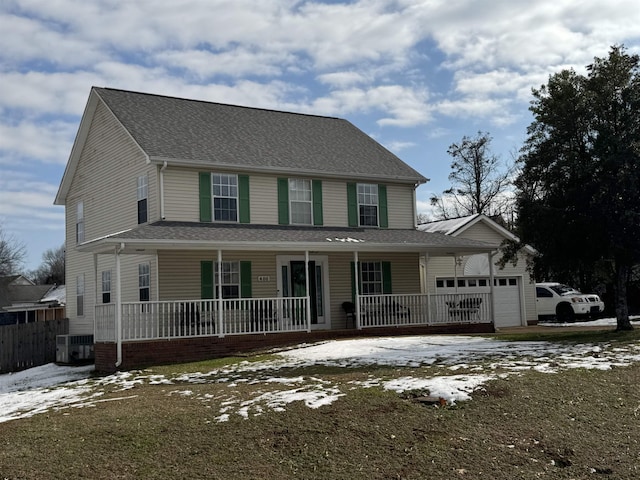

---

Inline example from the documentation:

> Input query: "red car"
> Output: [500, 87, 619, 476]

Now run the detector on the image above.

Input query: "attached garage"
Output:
[419, 214, 537, 328]
[435, 275, 524, 328]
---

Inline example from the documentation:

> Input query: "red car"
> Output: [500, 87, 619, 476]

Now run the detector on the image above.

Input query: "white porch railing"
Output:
[95, 293, 493, 342]
[95, 297, 309, 342]
[357, 292, 492, 328]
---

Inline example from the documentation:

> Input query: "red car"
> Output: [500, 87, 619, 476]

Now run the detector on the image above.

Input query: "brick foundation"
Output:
[94, 323, 494, 373]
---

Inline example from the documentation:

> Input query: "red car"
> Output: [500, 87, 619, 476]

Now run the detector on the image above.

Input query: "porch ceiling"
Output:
[77, 221, 498, 256]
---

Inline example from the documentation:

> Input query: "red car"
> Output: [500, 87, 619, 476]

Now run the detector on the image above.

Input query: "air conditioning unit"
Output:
[56, 334, 95, 364]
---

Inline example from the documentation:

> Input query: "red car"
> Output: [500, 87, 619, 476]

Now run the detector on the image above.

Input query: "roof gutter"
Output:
[147, 156, 427, 185]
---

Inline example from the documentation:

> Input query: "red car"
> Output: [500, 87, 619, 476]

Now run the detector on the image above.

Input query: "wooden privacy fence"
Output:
[0, 319, 69, 374]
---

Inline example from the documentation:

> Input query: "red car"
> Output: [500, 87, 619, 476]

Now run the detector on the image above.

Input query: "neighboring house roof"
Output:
[417, 214, 536, 255]
[40, 285, 66, 306]
[77, 221, 496, 256]
[0, 282, 54, 311]
[417, 214, 482, 236]
[56, 87, 428, 204]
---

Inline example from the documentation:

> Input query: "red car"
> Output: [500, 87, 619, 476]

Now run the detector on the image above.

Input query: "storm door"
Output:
[278, 256, 328, 328]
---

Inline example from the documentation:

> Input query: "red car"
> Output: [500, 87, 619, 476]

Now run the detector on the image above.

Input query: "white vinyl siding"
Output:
[64, 100, 157, 334]
[385, 184, 416, 229]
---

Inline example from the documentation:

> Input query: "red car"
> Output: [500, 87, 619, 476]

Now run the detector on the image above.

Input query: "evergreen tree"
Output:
[516, 46, 640, 330]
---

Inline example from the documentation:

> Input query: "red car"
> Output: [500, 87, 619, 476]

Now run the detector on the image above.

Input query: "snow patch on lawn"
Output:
[2, 323, 640, 423]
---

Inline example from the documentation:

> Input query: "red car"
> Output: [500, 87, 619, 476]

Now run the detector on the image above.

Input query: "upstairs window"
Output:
[289, 178, 313, 225]
[358, 183, 378, 227]
[277, 178, 323, 226]
[102, 270, 111, 304]
[347, 183, 388, 228]
[137, 175, 148, 224]
[199, 173, 249, 223]
[139, 263, 150, 302]
[212, 174, 238, 222]
[76, 201, 84, 243]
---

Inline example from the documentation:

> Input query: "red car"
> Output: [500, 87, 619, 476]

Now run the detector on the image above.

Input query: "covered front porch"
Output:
[80, 221, 498, 371]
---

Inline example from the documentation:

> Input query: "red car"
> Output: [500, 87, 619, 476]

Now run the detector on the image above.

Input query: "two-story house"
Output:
[55, 87, 498, 372]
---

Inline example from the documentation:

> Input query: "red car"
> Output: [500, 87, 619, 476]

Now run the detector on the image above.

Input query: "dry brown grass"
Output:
[2, 333, 640, 479]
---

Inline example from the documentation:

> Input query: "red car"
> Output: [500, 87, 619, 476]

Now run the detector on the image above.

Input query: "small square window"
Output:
[446, 279, 455, 288]
[468, 279, 477, 287]
[479, 279, 488, 287]
[436, 279, 444, 288]
[509, 278, 517, 286]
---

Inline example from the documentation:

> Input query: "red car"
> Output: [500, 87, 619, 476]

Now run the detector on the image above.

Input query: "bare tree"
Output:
[0, 225, 26, 275]
[430, 132, 513, 220]
[29, 245, 65, 285]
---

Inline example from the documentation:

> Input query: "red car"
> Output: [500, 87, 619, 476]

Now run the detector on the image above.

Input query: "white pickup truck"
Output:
[536, 282, 605, 322]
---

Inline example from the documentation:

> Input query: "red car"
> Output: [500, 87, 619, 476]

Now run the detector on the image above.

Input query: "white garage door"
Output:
[435, 276, 523, 328]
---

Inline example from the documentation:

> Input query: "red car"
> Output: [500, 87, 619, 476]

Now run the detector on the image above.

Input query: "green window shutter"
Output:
[200, 261, 214, 299]
[382, 261, 392, 294]
[277, 178, 289, 225]
[238, 174, 250, 224]
[312, 179, 323, 226]
[199, 173, 212, 222]
[378, 184, 388, 229]
[240, 261, 252, 298]
[347, 183, 358, 227]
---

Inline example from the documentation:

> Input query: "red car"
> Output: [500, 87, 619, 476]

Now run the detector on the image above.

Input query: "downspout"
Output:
[93, 253, 98, 340]
[159, 161, 167, 220]
[115, 243, 125, 368]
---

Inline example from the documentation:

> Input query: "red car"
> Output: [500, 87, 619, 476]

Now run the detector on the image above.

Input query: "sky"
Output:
[1, 1, 640, 272]
[2, 318, 640, 424]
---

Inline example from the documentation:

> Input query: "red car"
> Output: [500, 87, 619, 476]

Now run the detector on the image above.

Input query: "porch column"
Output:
[217, 250, 224, 337]
[353, 250, 361, 329]
[488, 251, 496, 327]
[93, 253, 98, 307]
[115, 244, 123, 368]
[424, 252, 431, 325]
[305, 250, 311, 332]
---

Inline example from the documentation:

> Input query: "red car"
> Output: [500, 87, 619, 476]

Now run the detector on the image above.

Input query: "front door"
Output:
[278, 256, 328, 328]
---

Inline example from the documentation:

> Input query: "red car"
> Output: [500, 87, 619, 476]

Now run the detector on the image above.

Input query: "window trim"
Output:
[137, 175, 148, 224]
[76, 201, 84, 244]
[138, 263, 150, 302]
[215, 260, 241, 299]
[289, 178, 313, 225]
[211, 173, 239, 222]
[357, 183, 379, 227]
[101, 270, 111, 304]
[76, 274, 85, 316]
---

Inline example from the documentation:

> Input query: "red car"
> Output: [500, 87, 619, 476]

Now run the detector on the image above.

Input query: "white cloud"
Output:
[386, 140, 416, 152]
[317, 72, 369, 88]
[0, 121, 75, 165]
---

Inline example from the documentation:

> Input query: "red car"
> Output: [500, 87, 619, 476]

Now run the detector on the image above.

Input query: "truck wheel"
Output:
[556, 303, 575, 323]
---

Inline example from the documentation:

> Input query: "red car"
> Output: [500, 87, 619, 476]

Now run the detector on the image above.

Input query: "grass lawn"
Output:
[1, 330, 640, 479]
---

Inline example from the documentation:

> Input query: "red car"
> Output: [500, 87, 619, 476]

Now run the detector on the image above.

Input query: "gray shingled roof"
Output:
[93, 87, 427, 183]
[80, 221, 496, 255]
